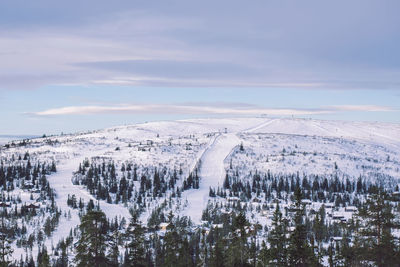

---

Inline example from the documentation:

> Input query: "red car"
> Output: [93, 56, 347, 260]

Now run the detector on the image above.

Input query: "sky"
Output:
[0, 0, 400, 135]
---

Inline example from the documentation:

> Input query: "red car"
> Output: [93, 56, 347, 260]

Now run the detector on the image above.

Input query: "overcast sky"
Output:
[1, 0, 400, 135]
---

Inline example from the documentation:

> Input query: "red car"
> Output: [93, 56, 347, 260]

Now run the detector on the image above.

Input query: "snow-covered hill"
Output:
[1, 117, 399, 263]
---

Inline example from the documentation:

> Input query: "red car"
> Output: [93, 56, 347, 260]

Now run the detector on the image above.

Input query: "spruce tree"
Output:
[124, 214, 147, 267]
[37, 245, 51, 267]
[357, 189, 398, 266]
[288, 187, 319, 267]
[108, 229, 122, 267]
[209, 229, 226, 267]
[226, 212, 250, 267]
[266, 204, 288, 266]
[75, 209, 109, 267]
[0, 208, 13, 267]
[54, 239, 68, 267]
[163, 214, 181, 267]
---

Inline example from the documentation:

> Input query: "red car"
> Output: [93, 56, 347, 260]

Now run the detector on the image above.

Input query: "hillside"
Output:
[1, 117, 399, 266]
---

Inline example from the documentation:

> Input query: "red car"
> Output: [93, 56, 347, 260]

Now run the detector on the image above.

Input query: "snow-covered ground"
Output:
[2, 117, 400, 262]
[182, 133, 241, 223]
[250, 118, 400, 149]
[230, 132, 400, 185]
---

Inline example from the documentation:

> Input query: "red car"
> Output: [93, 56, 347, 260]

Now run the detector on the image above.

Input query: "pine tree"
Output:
[357, 189, 398, 266]
[124, 214, 147, 267]
[37, 245, 51, 267]
[313, 205, 326, 259]
[239, 142, 244, 151]
[108, 229, 122, 267]
[154, 236, 165, 267]
[226, 212, 250, 267]
[223, 174, 230, 189]
[163, 214, 181, 267]
[75, 209, 109, 267]
[288, 187, 319, 267]
[0, 208, 13, 267]
[209, 228, 226, 267]
[55, 239, 69, 267]
[266, 204, 288, 266]
[337, 232, 362, 266]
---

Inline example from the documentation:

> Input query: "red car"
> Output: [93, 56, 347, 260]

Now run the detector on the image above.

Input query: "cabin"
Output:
[345, 206, 357, 212]
[287, 205, 301, 212]
[323, 203, 335, 208]
[0, 202, 10, 208]
[332, 213, 345, 220]
[24, 182, 34, 190]
[146, 140, 153, 145]
[301, 199, 312, 205]
[392, 192, 400, 201]
[159, 222, 169, 231]
[26, 203, 40, 209]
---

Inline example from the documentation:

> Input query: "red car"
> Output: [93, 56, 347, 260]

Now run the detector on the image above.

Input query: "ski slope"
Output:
[182, 133, 240, 223]
[181, 119, 287, 223]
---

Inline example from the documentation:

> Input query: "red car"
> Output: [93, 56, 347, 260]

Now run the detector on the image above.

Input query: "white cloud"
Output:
[91, 76, 324, 88]
[28, 103, 395, 117]
[29, 104, 329, 116]
[329, 105, 395, 112]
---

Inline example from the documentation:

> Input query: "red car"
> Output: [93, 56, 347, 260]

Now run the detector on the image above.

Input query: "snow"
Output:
[229, 131, 400, 186]
[251, 118, 400, 149]
[181, 119, 294, 223]
[12, 147, 132, 261]
[48, 151, 131, 221]
[2, 117, 400, 262]
[182, 133, 241, 223]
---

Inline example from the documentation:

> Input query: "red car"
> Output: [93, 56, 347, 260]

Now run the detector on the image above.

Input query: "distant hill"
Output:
[0, 135, 38, 145]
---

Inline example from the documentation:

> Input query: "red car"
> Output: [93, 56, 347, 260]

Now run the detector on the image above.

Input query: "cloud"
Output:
[1, 0, 400, 90]
[28, 104, 327, 116]
[75, 60, 259, 80]
[329, 105, 395, 112]
[27, 103, 395, 117]
[91, 76, 323, 88]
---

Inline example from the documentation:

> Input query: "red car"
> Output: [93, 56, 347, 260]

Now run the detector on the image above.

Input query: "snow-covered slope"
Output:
[182, 133, 241, 223]
[251, 118, 400, 148]
[1, 117, 400, 262]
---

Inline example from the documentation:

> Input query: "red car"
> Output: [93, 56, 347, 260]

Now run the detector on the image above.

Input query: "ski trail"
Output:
[44, 150, 131, 253]
[244, 118, 277, 133]
[49, 153, 131, 219]
[182, 119, 273, 224]
[182, 133, 241, 223]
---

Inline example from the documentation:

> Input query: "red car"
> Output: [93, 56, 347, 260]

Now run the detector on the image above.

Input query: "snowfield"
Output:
[1, 117, 400, 262]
